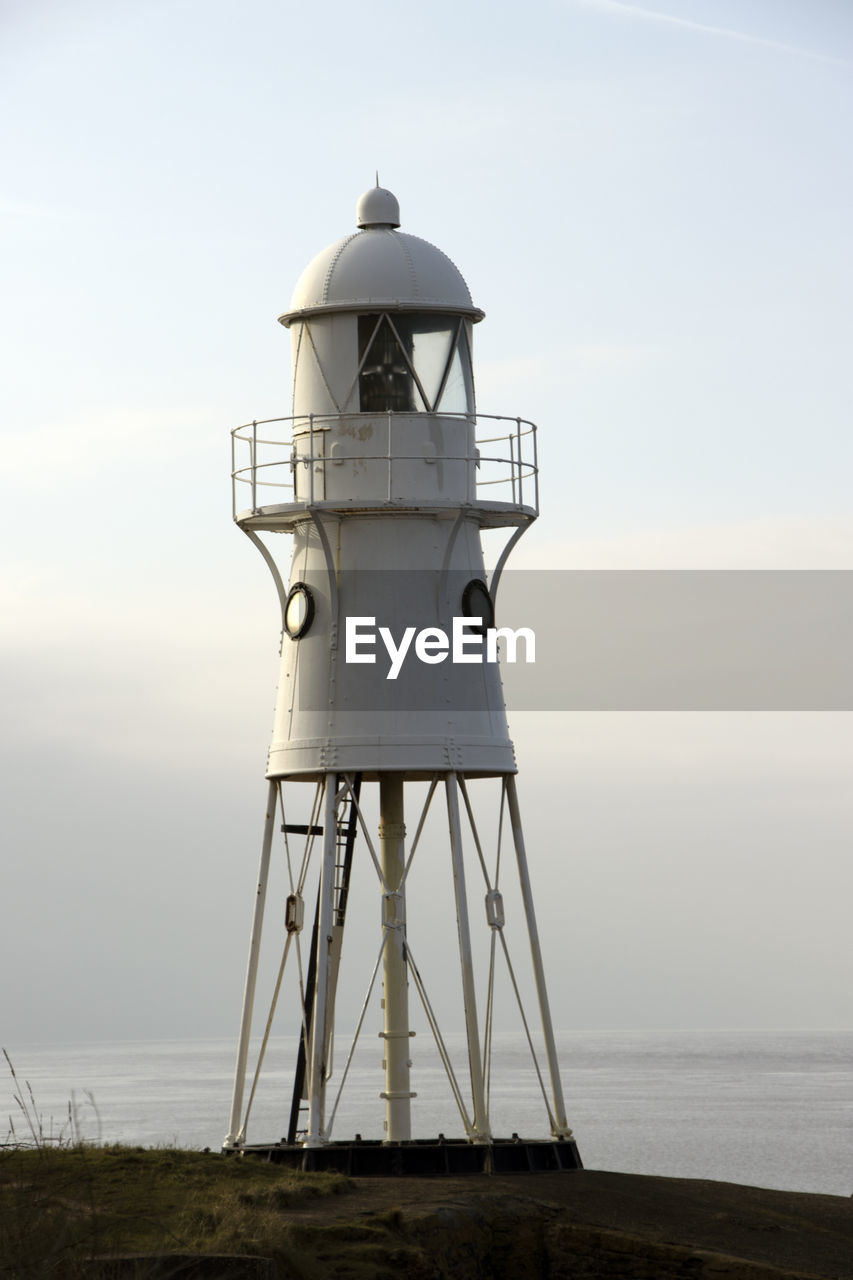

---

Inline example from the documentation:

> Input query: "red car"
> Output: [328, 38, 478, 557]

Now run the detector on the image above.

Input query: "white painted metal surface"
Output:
[223, 781, 278, 1150]
[356, 185, 400, 228]
[305, 777, 338, 1146]
[231, 413, 539, 512]
[506, 773, 573, 1139]
[378, 774, 414, 1141]
[446, 772, 490, 1141]
[225, 188, 574, 1158]
[281, 226, 481, 326]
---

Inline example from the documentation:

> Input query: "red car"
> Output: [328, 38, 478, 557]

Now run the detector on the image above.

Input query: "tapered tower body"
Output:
[224, 187, 581, 1174]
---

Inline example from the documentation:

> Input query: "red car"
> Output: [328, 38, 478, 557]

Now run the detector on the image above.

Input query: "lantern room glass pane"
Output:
[409, 319, 456, 408]
[358, 316, 426, 413]
[436, 323, 474, 414]
[357, 313, 474, 414]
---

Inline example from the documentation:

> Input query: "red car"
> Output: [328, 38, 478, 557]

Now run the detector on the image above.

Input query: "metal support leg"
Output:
[305, 774, 338, 1146]
[505, 773, 572, 1138]
[445, 773, 490, 1142]
[379, 773, 414, 1141]
[224, 779, 277, 1149]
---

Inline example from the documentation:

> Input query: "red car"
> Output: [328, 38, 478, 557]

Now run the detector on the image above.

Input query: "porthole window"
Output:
[284, 582, 315, 639]
[461, 578, 494, 635]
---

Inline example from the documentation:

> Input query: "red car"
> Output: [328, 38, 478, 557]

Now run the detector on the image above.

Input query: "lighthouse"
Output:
[223, 186, 581, 1174]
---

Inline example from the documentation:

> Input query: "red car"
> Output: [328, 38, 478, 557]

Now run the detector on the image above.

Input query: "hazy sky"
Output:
[2, 0, 851, 1059]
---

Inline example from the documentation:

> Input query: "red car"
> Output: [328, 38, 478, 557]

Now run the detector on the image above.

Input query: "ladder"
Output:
[286, 773, 362, 1145]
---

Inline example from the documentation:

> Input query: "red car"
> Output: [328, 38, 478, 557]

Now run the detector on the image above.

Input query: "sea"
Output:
[4, 1029, 850, 1197]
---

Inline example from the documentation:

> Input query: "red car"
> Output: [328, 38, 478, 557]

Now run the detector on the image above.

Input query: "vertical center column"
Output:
[378, 773, 415, 1141]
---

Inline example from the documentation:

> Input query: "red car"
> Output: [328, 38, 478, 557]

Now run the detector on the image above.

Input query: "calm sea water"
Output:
[5, 1030, 850, 1197]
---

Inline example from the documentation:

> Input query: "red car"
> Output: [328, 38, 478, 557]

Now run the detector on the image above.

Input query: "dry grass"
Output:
[0, 1144, 358, 1277]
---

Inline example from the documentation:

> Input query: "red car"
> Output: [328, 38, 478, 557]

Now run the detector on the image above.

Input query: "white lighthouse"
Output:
[223, 186, 581, 1174]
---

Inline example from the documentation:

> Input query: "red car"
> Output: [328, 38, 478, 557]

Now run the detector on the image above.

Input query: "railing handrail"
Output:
[231, 410, 537, 434]
[230, 410, 539, 516]
[231, 451, 538, 474]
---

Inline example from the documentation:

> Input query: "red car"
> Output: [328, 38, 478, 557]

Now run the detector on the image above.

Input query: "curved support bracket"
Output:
[242, 527, 288, 633]
[489, 518, 533, 608]
[307, 506, 340, 648]
[438, 508, 467, 614]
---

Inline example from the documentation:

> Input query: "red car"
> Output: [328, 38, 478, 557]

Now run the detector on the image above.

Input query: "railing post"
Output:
[516, 418, 523, 509]
[509, 431, 516, 506]
[532, 420, 539, 514]
[251, 420, 258, 513]
[231, 429, 236, 521]
[309, 413, 314, 504]
[387, 411, 392, 502]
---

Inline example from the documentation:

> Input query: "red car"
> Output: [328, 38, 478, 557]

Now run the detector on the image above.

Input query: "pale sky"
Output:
[1, 0, 851, 1051]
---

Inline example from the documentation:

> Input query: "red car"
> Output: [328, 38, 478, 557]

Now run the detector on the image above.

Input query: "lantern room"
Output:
[279, 185, 482, 420]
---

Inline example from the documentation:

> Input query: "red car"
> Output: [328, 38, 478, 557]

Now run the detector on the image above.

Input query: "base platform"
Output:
[232, 1136, 583, 1176]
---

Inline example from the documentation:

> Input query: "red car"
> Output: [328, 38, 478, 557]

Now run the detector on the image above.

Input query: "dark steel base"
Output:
[233, 1136, 583, 1176]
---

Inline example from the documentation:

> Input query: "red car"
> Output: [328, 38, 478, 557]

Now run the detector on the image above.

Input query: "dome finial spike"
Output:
[375, 169, 380, 187]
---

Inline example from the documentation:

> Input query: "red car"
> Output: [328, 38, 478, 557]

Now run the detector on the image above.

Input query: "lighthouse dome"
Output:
[279, 187, 484, 327]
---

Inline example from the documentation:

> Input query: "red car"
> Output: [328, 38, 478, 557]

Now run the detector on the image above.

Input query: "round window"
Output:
[284, 583, 315, 640]
[461, 578, 494, 635]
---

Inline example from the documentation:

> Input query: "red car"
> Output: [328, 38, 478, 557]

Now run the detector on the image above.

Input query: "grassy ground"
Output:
[0, 1146, 357, 1277]
[2, 1145, 852, 1280]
